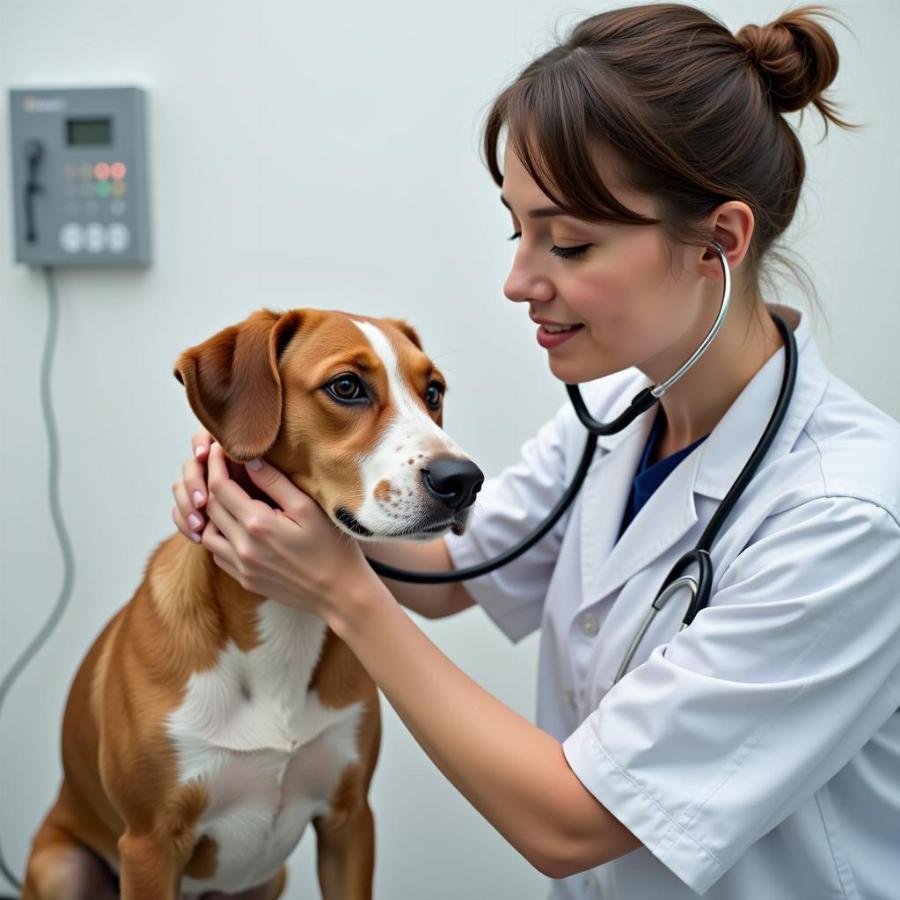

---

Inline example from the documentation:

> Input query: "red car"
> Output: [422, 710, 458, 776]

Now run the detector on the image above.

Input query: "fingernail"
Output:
[192, 491, 205, 506]
[188, 513, 203, 529]
[247, 458, 263, 471]
[195, 445, 206, 458]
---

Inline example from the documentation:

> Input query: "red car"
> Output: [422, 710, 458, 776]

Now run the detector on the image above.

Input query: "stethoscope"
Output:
[365, 239, 799, 684]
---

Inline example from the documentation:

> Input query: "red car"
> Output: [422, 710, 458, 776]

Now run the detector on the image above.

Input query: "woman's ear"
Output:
[173, 308, 305, 461]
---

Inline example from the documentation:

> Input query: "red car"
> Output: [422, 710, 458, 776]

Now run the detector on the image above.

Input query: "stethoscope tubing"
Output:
[613, 313, 797, 682]
[364, 427, 599, 583]
[365, 240, 733, 584]
[676, 312, 797, 625]
[364, 242, 796, 611]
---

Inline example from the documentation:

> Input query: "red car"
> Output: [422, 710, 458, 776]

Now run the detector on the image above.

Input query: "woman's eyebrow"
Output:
[499, 194, 567, 219]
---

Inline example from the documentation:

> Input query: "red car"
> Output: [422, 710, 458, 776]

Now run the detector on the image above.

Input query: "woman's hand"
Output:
[200, 442, 378, 620]
[171, 428, 213, 542]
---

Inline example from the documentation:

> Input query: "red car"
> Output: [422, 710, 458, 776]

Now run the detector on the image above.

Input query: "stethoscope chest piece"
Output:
[612, 551, 710, 685]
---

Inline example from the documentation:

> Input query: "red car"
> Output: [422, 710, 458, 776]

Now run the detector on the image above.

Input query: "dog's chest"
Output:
[166, 601, 365, 892]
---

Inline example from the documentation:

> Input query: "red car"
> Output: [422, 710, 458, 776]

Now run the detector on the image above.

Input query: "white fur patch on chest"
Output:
[166, 601, 365, 893]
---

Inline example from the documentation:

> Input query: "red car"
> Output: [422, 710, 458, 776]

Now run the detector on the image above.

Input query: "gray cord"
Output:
[0, 266, 75, 893]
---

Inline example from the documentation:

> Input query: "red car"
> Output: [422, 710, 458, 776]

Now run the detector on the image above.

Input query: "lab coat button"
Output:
[580, 613, 599, 637]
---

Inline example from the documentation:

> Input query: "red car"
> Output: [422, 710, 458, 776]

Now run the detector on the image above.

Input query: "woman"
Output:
[171, 4, 900, 897]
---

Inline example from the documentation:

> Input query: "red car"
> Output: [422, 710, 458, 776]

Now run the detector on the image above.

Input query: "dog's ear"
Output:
[383, 317, 423, 351]
[173, 308, 305, 461]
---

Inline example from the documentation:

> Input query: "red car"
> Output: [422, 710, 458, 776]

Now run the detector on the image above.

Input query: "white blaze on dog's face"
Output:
[265, 311, 483, 542]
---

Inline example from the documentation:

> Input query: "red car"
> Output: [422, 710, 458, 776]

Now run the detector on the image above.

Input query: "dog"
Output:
[21, 307, 483, 900]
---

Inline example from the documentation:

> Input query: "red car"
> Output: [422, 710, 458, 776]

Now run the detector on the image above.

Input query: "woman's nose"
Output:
[503, 248, 554, 305]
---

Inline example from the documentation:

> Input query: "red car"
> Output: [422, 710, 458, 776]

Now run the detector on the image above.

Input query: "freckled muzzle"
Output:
[335, 456, 484, 540]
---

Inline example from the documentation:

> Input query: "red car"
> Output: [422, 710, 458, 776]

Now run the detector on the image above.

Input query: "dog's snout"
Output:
[421, 457, 484, 511]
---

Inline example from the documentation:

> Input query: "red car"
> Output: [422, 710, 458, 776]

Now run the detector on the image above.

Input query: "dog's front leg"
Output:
[313, 798, 375, 900]
[117, 831, 180, 900]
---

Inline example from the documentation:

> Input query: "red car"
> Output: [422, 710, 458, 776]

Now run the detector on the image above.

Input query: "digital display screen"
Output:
[66, 117, 112, 146]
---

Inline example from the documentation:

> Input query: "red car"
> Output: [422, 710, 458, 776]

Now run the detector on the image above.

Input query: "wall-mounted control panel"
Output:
[9, 86, 151, 267]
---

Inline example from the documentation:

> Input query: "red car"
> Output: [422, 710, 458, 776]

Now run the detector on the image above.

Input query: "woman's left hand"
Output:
[200, 441, 376, 619]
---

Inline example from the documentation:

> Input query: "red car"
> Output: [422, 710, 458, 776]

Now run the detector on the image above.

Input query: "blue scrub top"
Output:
[617, 410, 709, 540]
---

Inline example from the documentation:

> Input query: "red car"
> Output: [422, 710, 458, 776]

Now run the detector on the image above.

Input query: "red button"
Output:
[94, 162, 111, 180]
[111, 162, 127, 180]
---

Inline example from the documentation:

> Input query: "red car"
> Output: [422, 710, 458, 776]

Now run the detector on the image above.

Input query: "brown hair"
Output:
[481, 3, 861, 319]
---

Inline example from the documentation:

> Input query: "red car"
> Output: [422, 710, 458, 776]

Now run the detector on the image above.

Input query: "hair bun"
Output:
[736, 4, 841, 115]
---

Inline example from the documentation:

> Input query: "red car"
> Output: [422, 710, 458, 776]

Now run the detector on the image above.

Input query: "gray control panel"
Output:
[9, 86, 151, 267]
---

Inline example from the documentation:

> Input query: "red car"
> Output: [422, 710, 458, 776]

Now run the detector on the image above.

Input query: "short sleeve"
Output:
[561, 496, 900, 894]
[443, 398, 578, 643]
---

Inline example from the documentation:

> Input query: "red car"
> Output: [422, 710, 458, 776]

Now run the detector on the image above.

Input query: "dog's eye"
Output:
[326, 374, 368, 404]
[425, 381, 445, 410]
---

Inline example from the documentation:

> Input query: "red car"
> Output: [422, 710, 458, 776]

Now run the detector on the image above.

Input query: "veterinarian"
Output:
[171, 4, 900, 897]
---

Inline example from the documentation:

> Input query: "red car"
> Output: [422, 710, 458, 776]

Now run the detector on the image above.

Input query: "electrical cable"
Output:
[0, 266, 75, 894]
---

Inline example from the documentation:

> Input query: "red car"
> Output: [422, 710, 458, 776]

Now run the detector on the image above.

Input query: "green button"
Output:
[95, 181, 112, 198]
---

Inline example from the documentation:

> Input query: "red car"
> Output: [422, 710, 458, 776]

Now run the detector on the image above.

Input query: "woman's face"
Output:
[501, 143, 711, 386]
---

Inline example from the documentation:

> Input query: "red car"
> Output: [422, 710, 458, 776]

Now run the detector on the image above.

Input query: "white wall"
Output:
[0, 1, 897, 897]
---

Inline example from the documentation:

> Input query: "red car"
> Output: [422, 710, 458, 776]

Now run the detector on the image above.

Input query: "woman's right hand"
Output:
[172, 429, 213, 542]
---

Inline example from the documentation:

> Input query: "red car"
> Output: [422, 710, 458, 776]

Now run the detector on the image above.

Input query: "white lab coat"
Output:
[444, 303, 900, 899]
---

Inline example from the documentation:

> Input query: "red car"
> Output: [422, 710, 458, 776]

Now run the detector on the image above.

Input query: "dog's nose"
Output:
[421, 457, 484, 511]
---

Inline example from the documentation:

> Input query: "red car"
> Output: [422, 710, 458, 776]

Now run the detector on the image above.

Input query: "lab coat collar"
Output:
[692, 302, 824, 501]
[578, 303, 826, 610]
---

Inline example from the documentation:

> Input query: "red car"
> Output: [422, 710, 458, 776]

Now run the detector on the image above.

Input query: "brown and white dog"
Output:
[22, 308, 483, 900]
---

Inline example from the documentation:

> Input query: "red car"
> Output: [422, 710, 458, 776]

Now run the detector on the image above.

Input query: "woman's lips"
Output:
[536, 323, 584, 349]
